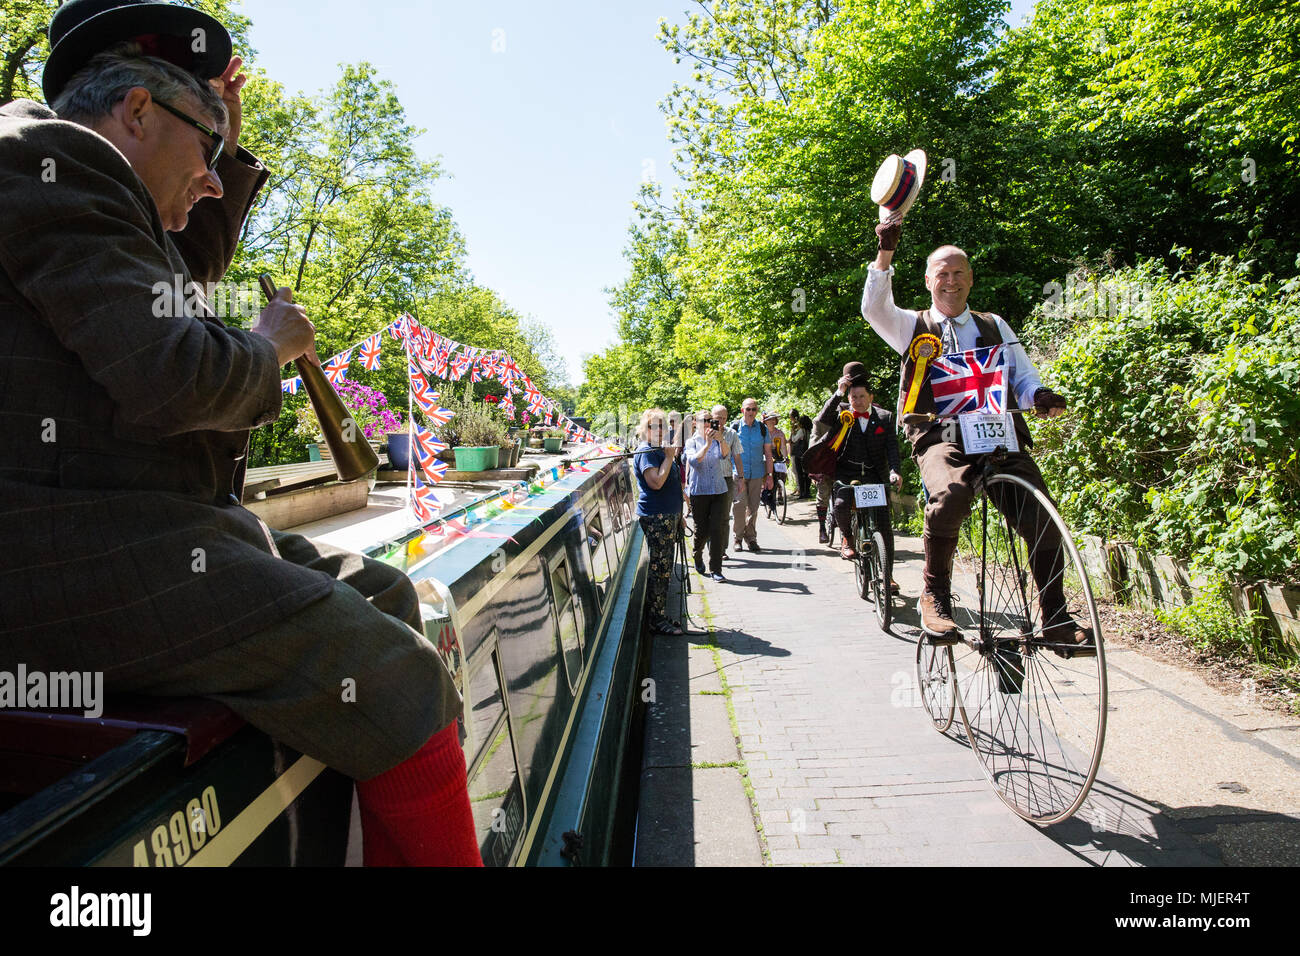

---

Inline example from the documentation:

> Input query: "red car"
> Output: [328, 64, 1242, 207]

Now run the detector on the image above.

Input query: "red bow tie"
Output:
[854, 411, 873, 420]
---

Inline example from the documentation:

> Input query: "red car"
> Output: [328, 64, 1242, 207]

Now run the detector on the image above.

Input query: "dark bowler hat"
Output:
[842, 361, 867, 380]
[43, 0, 232, 105]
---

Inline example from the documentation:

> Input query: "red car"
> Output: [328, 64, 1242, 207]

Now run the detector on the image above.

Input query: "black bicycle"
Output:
[832, 479, 893, 629]
[903, 410, 1106, 824]
[763, 466, 788, 524]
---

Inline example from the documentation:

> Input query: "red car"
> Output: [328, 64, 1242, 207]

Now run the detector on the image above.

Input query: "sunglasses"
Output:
[154, 99, 224, 171]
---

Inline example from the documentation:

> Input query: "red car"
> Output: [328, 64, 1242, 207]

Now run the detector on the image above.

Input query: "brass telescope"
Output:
[259, 274, 379, 482]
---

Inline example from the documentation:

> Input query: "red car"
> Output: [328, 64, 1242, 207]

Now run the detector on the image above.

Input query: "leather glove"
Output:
[875, 219, 902, 251]
[1033, 387, 1067, 414]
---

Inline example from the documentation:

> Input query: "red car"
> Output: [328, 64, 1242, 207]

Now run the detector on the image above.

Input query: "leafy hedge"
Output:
[1026, 256, 1300, 584]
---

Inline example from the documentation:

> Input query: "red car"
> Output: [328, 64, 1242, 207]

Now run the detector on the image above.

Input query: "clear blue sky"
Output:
[245, 1, 1037, 386]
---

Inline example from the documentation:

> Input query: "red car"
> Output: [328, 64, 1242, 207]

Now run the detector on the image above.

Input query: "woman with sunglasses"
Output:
[633, 408, 685, 635]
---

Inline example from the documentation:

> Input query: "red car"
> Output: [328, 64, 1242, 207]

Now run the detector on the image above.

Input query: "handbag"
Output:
[801, 432, 839, 478]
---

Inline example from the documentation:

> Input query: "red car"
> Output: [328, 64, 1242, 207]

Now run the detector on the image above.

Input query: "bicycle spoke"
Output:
[948, 473, 1107, 824]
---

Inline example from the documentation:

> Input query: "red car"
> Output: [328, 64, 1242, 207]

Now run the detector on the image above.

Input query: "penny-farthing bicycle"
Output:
[905, 409, 1107, 824]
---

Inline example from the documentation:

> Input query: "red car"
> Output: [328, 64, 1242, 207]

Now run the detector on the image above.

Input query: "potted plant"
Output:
[294, 380, 405, 463]
[542, 427, 565, 453]
[444, 389, 508, 472]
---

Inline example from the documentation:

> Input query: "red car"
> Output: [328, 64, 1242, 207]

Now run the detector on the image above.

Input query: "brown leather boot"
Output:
[817, 507, 828, 544]
[920, 534, 961, 642]
[1031, 543, 1096, 656]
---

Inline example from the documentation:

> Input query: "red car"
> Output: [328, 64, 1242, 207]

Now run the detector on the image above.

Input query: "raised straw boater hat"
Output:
[870, 148, 927, 222]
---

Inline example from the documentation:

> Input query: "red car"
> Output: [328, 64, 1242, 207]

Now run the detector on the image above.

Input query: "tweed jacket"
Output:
[0, 100, 333, 680]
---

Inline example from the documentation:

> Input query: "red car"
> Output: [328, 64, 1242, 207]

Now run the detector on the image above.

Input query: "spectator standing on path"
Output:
[810, 386, 849, 544]
[711, 403, 741, 504]
[634, 409, 685, 635]
[816, 370, 902, 591]
[789, 410, 812, 499]
[684, 411, 730, 581]
[731, 398, 774, 552]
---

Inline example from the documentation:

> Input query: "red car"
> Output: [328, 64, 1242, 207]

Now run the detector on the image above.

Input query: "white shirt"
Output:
[861, 265, 1043, 410]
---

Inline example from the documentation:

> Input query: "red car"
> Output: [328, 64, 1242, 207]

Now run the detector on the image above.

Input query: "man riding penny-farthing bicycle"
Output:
[863, 199, 1091, 652]
[861, 151, 1102, 824]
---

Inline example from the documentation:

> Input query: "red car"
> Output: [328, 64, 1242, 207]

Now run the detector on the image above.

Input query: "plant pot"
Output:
[385, 432, 410, 471]
[543, 437, 563, 453]
[453, 446, 499, 472]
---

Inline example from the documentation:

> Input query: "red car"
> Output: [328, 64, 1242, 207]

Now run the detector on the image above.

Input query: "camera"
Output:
[708, 419, 721, 430]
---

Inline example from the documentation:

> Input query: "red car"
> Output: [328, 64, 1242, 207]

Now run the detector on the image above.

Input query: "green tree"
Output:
[2, 0, 253, 105]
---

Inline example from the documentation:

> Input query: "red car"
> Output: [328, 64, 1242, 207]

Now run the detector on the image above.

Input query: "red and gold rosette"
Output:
[831, 409, 854, 452]
[902, 333, 942, 414]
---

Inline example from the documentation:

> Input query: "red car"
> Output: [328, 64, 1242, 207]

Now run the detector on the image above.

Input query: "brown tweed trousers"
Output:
[0, 100, 457, 778]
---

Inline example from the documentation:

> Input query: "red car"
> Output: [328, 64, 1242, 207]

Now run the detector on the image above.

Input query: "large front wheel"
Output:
[948, 474, 1107, 825]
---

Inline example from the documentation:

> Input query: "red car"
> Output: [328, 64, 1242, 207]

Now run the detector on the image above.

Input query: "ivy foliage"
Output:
[1028, 257, 1300, 583]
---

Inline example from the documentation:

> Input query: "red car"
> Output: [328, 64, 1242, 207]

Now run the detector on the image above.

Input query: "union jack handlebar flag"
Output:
[928, 344, 1008, 416]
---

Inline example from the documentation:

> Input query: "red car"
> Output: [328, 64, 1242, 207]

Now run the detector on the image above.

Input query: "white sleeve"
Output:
[861, 265, 917, 356]
[993, 315, 1043, 409]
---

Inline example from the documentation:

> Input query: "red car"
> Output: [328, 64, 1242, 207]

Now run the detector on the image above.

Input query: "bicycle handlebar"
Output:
[901, 408, 1037, 427]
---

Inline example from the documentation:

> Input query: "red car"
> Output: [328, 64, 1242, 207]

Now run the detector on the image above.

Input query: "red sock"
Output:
[356, 723, 483, 866]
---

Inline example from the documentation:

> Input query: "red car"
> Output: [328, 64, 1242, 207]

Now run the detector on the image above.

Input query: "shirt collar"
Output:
[936, 306, 972, 326]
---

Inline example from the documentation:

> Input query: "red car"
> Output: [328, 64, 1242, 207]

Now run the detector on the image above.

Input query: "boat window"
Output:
[587, 510, 611, 607]
[465, 645, 526, 866]
[549, 555, 584, 693]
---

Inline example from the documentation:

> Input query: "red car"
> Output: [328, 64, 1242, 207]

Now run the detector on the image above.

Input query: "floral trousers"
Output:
[640, 513, 678, 620]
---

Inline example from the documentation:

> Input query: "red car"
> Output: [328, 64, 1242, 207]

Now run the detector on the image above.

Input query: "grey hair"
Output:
[52, 42, 227, 130]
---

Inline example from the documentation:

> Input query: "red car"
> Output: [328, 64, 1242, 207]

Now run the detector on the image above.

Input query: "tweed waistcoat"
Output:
[895, 309, 1033, 454]
[836, 409, 893, 483]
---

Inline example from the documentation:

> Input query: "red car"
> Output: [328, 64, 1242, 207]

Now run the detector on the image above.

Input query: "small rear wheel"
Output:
[916, 638, 956, 733]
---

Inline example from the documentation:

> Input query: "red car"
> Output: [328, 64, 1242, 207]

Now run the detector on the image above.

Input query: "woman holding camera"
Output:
[684, 410, 731, 582]
[634, 408, 685, 635]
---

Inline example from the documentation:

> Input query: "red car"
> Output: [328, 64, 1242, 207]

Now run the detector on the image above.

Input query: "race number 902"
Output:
[132, 785, 222, 866]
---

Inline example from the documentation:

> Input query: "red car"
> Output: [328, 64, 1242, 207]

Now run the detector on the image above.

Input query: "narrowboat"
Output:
[0, 444, 649, 866]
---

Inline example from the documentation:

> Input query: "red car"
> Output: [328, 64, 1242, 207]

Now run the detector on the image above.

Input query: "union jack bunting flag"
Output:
[281, 376, 301, 394]
[408, 359, 431, 395]
[322, 349, 352, 385]
[411, 476, 439, 523]
[416, 446, 450, 485]
[498, 393, 516, 419]
[411, 347, 441, 382]
[469, 356, 484, 383]
[359, 334, 382, 371]
[423, 404, 455, 428]
[412, 381, 443, 417]
[388, 315, 410, 340]
[448, 352, 472, 381]
[413, 425, 448, 459]
[928, 344, 1008, 416]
